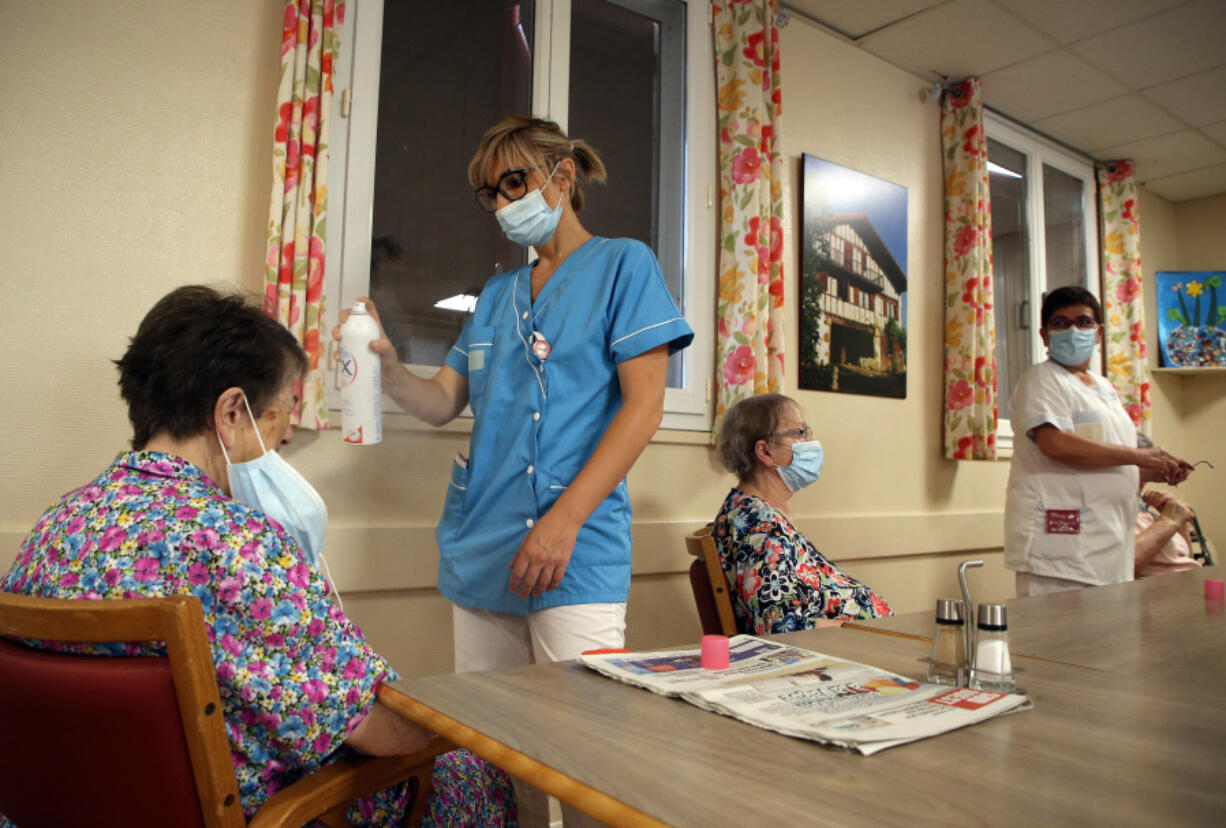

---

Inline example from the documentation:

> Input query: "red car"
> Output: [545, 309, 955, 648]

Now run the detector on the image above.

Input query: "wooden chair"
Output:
[0, 591, 451, 828]
[685, 524, 739, 636]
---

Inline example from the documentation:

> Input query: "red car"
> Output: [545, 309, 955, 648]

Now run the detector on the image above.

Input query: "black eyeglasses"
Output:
[1047, 315, 1099, 331]
[765, 426, 813, 442]
[474, 166, 540, 213]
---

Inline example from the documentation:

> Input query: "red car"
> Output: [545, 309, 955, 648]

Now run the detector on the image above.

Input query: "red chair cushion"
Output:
[0, 638, 209, 827]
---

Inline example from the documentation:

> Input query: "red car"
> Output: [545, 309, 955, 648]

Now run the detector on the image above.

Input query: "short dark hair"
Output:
[1041, 286, 1102, 328]
[716, 393, 795, 480]
[115, 285, 308, 449]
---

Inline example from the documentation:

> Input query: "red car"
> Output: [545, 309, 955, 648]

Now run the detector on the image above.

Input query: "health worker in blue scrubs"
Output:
[337, 114, 692, 683]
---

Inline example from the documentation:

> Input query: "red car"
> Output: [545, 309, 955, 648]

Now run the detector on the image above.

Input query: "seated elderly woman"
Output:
[1135, 488, 1202, 577]
[1131, 434, 1202, 578]
[2, 286, 514, 826]
[713, 393, 893, 634]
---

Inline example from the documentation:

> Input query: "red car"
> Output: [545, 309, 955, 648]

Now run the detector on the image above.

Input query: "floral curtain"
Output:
[1096, 160, 1150, 434]
[712, 0, 785, 436]
[264, 0, 345, 430]
[940, 78, 997, 460]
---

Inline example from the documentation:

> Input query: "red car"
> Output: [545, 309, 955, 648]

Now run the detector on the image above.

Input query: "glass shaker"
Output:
[926, 598, 966, 685]
[969, 603, 1016, 692]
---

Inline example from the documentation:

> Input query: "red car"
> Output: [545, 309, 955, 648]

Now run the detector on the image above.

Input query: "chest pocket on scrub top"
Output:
[1073, 408, 1106, 443]
[465, 325, 496, 401]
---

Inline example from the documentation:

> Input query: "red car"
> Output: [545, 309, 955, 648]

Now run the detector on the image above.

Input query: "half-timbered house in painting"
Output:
[801, 213, 907, 397]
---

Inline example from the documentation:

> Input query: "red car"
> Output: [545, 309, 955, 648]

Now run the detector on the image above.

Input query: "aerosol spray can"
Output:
[339, 301, 382, 445]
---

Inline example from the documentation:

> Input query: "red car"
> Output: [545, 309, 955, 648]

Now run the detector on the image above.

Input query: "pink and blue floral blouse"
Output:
[713, 489, 893, 634]
[2, 451, 514, 826]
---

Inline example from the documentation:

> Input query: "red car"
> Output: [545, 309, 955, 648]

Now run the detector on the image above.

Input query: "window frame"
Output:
[324, 0, 715, 432]
[986, 113, 1101, 453]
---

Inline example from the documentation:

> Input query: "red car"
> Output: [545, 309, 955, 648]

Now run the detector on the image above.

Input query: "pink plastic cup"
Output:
[1206, 579, 1225, 600]
[701, 635, 730, 670]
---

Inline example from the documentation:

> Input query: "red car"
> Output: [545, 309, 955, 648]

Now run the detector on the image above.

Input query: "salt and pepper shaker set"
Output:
[925, 560, 1016, 692]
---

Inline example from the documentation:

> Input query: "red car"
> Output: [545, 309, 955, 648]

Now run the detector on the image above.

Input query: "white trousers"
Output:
[1015, 572, 1091, 597]
[452, 602, 627, 828]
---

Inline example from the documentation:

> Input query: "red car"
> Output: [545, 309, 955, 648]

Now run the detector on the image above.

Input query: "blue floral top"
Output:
[713, 489, 893, 634]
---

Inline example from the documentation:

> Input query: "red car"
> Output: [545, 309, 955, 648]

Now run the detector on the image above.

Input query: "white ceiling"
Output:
[784, 0, 1226, 202]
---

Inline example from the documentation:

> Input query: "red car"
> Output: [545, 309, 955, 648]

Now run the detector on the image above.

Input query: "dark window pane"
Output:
[568, 0, 685, 387]
[369, 1, 534, 366]
[1043, 163, 1087, 292]
[988, 138, 1030, 423]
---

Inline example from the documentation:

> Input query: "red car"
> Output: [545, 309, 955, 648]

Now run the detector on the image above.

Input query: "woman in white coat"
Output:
[1003, 286, 1193, 596]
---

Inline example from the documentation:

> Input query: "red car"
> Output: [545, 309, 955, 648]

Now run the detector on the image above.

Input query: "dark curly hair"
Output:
[1041, 286, 1102, 328]
[115, 285, 307, 449]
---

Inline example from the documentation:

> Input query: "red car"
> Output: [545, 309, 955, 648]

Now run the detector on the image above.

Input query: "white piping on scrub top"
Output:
[610, 317, 685, 348]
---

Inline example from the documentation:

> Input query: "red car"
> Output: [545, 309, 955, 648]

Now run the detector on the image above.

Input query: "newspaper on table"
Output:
[579, 635, 1030, 755]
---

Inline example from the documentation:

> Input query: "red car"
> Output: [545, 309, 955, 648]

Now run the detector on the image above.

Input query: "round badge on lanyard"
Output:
[532, 331, 551, 361]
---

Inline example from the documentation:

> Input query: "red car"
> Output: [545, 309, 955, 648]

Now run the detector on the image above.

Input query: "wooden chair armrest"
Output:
[248, 737, 456, 828]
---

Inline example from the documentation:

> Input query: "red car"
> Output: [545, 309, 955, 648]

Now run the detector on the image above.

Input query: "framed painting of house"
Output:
[799, 154, 908, 398]
[1155, 271, 1226, 367]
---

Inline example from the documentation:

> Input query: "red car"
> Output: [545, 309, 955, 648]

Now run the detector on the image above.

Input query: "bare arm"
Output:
[344, 700, 434, 756]
[507, 345, 668, 598]
[333, 297, 469, 427]
[1033, 425, 1189, 483]
[1134, 491, 1195, 574]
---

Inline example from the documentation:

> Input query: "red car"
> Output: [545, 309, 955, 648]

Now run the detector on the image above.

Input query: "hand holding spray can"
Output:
[339, 301, 382, 445]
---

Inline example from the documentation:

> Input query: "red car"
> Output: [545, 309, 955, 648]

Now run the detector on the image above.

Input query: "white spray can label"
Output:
[339, 301, 382, 445]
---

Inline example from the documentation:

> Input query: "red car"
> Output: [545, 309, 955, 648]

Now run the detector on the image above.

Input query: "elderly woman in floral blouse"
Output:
[713, 393, 893, 634]
[1, 286, 514, 827]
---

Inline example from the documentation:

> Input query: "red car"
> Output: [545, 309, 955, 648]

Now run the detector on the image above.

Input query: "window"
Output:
[326, 0, 715, 430]
[986, 114, 1100, 449]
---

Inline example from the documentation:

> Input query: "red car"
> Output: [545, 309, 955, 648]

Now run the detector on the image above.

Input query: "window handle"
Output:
[1018, 299, 1030, 330]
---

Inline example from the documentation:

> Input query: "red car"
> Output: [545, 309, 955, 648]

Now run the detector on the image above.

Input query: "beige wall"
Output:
[4, 3, 1216, 681]
[1134, 189, 1226, 558]
[1171, 195, 1226, 554]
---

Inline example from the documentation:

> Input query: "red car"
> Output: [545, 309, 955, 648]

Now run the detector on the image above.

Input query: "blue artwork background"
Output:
[1155, 270, 1226, 368]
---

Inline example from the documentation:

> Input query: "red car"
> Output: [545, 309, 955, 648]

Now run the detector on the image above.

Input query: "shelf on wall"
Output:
[1151, 367, 1226, 375]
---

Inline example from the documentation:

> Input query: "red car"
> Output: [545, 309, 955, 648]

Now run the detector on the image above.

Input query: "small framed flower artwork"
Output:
[1155, 271, 1226, 367]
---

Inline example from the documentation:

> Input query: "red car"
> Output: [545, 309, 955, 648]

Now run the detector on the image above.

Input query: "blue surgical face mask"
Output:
[772, 440, 824, 493]
[1048, 327, 1097, 367]
[495, 163, 563, 247]
[217, 394, 328, 567]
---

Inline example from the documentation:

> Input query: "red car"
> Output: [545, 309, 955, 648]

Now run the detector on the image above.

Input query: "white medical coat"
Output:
[1003, 359, 1139, 586]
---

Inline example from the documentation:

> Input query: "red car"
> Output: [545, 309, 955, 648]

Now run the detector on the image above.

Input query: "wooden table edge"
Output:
[376, 684, 670, 828]
[842, 622, 932, 641]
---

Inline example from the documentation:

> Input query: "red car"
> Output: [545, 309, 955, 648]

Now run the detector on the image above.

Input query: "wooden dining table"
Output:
[379, 570, 1226, 826]
[849, 568, 1226, 683]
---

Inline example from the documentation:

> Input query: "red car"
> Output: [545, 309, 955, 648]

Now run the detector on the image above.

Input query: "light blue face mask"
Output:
[495, 163, 563, 247]
[773, 440, 824, 493]
[1048, 326, 1097, 367]
[217, 394, 328, 567]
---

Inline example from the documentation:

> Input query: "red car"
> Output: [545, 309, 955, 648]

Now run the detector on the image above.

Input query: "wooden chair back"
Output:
[685, 525, 739, 636]
[0, 590, 453, 827]
[0, 592, 245, 827]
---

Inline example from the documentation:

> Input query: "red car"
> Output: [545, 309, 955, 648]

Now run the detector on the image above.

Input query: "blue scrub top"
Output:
[436, 237, 694, 614]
